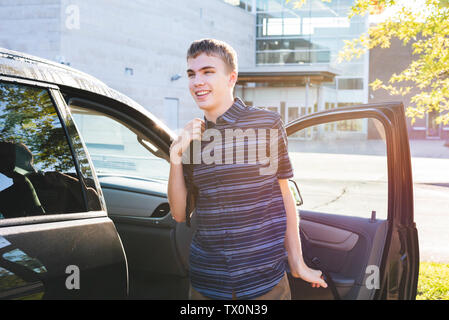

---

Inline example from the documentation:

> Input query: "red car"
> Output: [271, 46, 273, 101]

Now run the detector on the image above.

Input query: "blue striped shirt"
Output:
[184, 98, 294, 299]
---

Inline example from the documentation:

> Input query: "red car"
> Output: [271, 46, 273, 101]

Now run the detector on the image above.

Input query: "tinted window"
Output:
[0, 82, 86, 219]
[53, 93, 104, 212]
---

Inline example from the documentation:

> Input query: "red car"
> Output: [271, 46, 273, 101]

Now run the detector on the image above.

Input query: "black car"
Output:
[0, 48, 419, 300]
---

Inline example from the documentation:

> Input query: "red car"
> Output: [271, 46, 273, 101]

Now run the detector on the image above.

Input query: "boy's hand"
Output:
[289, 260, 328, 288]
[170, 118, 205, 164]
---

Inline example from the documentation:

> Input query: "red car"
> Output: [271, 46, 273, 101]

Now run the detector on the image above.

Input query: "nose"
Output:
[192, 74, 205, 87]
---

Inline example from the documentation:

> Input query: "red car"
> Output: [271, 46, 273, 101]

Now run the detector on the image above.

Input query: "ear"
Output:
[228, 70, 238, 88]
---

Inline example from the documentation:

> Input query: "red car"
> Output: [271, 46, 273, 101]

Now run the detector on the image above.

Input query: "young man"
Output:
[168, 39, 327, 300]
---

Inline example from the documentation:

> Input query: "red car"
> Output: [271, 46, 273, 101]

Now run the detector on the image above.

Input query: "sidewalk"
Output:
[409, 139, 449, 159]
[288, 138, 449, 159]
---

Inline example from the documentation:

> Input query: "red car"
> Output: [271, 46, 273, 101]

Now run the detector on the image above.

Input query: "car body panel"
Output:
[0, 52, 130, 299]
[0, 217, 127, 299]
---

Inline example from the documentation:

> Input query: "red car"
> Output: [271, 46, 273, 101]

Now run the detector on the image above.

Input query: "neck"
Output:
[203, 94, 235, 123]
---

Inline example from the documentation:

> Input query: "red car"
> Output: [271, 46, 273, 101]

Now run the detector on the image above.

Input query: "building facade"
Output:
[231, 0, 370, 140]
[0, 0, 255, 133]
[1, 0, 375, 138]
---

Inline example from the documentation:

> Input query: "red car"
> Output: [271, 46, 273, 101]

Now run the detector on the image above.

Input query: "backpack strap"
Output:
[184, 142, 197, 227]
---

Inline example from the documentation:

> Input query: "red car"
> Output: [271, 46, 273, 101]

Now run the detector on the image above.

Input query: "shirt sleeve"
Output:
[271, 115, 294, 179]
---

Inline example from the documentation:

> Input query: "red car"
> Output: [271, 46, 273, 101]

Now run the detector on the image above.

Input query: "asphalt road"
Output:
[288, 149, 449, 263]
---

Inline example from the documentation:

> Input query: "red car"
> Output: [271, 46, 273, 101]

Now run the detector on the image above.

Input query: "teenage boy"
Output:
[168, 39, 327, 300]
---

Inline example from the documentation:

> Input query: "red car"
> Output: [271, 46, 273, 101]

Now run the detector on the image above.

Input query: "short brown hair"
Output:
[187, 38, 238, 73]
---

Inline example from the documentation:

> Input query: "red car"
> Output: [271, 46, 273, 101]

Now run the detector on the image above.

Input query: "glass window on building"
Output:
[288, 106, 303, 139]
[288, 106, 299, 122]
[324, 102, 337, 132]
[256, 0, 284, 11]
[222, 0, 253, 12]
[255, 0, 368, 67]
[337, 78, 364, 90]
[337, 102, 364, 132]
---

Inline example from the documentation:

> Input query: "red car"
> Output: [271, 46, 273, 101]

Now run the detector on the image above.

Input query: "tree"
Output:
[288, 0, 449, 126]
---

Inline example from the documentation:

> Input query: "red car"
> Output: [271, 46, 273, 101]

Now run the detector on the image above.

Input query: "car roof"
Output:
[0, 47, 175, 138]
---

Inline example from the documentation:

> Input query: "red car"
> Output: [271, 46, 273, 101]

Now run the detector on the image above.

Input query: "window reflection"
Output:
[0, 82, 87, 218]
[0, 267, 27, 291]
[3, 249, 47, 274]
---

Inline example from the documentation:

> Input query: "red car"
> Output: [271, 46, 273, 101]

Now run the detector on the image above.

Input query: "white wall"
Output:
[59, 0, 255, 133]
[0, 0, 61, 60]
[0, 0, 255, 133]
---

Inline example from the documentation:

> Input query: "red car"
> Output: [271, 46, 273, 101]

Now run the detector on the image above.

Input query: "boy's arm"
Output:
[167, 118, 205, 223]
[278, 178, 327, 288]
[167, 142, 187, 223]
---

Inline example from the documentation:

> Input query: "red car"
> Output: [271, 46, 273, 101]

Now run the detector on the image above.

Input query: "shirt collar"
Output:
[203, 97, 246, 129]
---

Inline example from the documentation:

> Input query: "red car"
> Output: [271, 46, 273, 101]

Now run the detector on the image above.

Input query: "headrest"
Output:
[0, 141, 15, 174]
[0, 141, 36, 175]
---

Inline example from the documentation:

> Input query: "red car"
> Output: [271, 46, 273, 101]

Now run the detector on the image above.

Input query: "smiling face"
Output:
[187, 53, 237, 114]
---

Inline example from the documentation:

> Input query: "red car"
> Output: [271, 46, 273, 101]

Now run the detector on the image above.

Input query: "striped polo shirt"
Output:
[184, 97, 294, 299]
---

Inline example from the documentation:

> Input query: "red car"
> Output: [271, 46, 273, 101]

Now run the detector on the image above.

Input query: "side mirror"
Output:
[288, 179, 303, 207]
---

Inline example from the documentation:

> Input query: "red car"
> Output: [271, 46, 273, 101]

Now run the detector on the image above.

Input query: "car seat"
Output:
[0, 141, 45, 218]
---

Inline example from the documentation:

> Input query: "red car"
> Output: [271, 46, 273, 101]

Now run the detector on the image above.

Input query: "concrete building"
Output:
[0, 0, 371, 137]
[0, 0, 255, 132]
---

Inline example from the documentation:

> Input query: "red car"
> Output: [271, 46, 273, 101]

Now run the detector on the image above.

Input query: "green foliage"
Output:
[291, 0, 449, 125]
[0, 83, 75, 172]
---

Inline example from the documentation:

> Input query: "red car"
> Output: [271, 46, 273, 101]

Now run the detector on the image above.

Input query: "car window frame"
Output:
[64, 96, 176, 225]
[65, 97, 171, 179]
[50, 89, 108, 212]
[0, 76, 107, 228]
[66, 97, 171, 160]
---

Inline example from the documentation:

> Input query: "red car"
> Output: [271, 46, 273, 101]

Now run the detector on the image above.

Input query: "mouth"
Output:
[195, 90, 211, 99]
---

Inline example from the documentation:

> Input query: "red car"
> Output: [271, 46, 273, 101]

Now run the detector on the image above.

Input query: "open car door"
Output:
[285, 102, 419, 300]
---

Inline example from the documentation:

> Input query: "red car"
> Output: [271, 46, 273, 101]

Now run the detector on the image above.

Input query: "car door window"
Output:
[0, 82, 87, 219]
[288, 117, 388, 220]
[69, 104, 169, 182]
